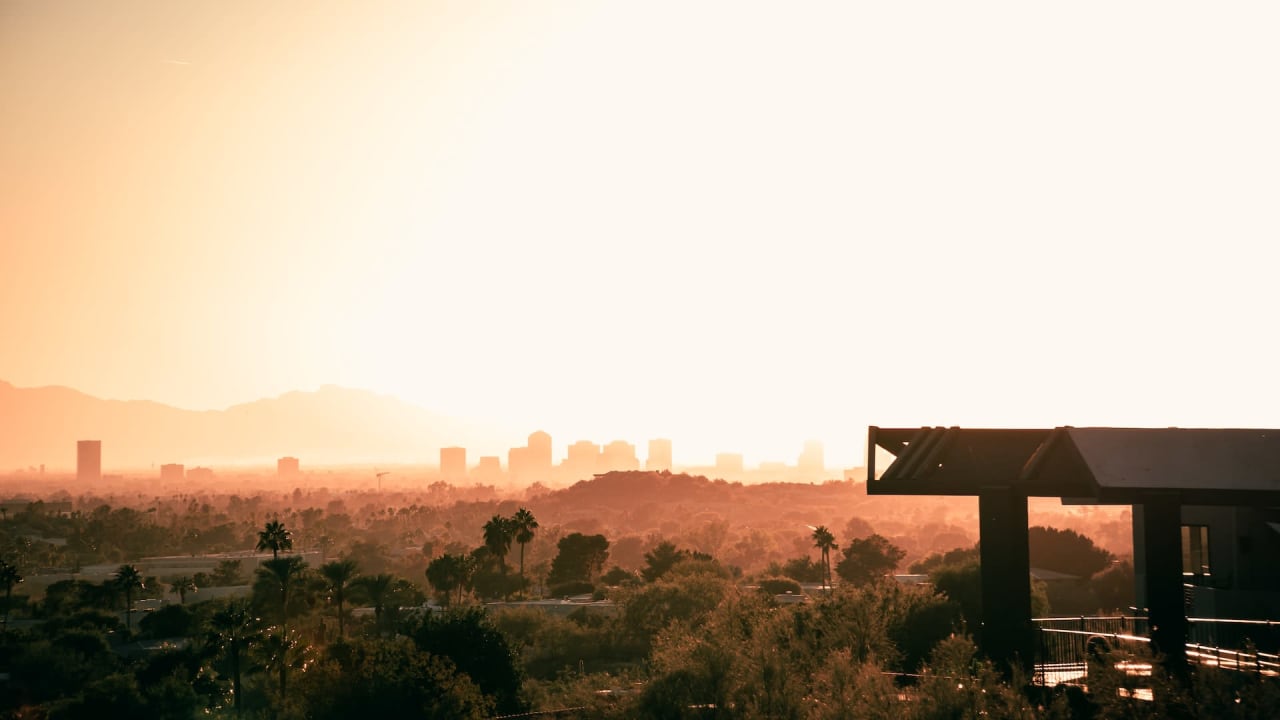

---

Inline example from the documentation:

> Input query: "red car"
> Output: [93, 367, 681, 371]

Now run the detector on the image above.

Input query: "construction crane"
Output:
[376, 471, 390, 492]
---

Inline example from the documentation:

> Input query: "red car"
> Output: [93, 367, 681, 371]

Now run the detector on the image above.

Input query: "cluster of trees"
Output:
[2, 481, 1232, 718]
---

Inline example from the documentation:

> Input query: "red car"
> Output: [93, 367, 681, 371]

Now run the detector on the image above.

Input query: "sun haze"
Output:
[3, 1, 1279, 469]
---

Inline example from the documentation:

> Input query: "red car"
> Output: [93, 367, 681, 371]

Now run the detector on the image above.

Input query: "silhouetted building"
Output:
[160, 463, 185, 483]
[440, 447, 466, 481]
[715, 452, 744, 478]
[77, 440, 101, 484]
[277, 457, 299, 479]
[647, 438, 673, 471]
[187, 467, 214, 482]
[601, 440, 639, 472]
[798, 440, 825, 476]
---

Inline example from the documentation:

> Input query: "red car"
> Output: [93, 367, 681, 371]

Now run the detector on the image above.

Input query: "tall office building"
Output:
[715, 452, 744, 478]
[474, 456, 502, 484]
[647, 438, 673, 471]
[508, 446, 531, 484]
[277, 456, 300, 479]
[564, 441, 601, 480]
[77, 440, 101, 484]
[440, 447, 467, 481]
[160, 463, 185, 483]
[527, 431, 553, 480]
[601, 440, 639, 472]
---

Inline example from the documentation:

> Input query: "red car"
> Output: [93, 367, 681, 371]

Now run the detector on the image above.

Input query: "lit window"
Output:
[1181, 525, 1210, 577]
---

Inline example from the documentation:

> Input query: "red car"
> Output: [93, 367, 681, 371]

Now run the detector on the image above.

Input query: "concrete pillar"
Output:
[1141, 495, 1187, 669]
[978, 486, 1033, 673]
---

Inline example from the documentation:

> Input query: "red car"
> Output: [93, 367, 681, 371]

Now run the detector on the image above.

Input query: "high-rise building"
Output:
[277, 456, 300, 479]
[564, 440, 601, 480]
[160, 463, 185, 483]
[440, 447, 466, 481]
[77, 440, 101, 484]
[601, 440, 639, 472]
[715, 452, 744, 478]
[798, 440, 825, 476]
[187, 467, 215, 482]
[474, 456, 502, 484]
[508, 446, 531, 484]
[647, 438, 673, 471]
[527, 431, 553, 480]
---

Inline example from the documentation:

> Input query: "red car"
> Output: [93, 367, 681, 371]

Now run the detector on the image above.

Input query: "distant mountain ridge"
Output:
[0, 380, 503, 471]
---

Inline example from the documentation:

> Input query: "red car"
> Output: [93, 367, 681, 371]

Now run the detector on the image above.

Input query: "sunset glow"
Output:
[4, 2, 1279, 468]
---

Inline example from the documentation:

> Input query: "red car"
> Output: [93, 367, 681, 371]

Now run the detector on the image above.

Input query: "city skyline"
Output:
[5, 3, 1280, 477]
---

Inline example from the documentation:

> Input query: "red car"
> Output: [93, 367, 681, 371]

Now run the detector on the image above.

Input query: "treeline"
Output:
[1, 513, 1274, 719]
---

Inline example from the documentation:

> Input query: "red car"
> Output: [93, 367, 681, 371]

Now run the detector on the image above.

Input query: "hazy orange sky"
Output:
[3, 2, 1278, 468]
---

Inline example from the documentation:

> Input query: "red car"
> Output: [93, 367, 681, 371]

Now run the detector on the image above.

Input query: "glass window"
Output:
[1181, 524, 1210, 577]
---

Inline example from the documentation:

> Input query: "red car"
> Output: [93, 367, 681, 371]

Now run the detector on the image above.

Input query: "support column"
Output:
[1141, 495, 1187, 669]
[978, 486, 1033, 673]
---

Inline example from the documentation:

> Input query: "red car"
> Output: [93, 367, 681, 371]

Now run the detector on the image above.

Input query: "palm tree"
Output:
[209, 599, 258, 715]
[811, 526, 836, 592]
[354, 572, 395, 633]
[171, 575, 196, 604]
[116, 564, 144, 632]
[258, 556, 308, 625]
[511, 507, 539, 595]
[483, 515, 514, 574]
[319, 558, 359, 637]
[256, 519, 293, 560]
[1, 560, 22, 634]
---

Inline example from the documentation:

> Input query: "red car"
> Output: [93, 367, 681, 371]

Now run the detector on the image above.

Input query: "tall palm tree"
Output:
[209, 599, 258, 715]
[319, 558, 359, 637]
[116, 564, 144, 632]
[483, 515, 515, 573]
[171, 575, 196, 604]
[511, 507, 539, 594]
[811, 526, 836, 592]
[256, 519, 293, 560]
[0, 560, 22, 634]
[258, 556, 308, 626]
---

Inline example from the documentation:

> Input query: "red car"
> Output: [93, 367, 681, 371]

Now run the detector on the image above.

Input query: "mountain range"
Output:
[0, 380, 506, 471]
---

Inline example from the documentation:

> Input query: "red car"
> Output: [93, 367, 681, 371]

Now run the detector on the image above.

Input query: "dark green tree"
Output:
[511, 507, 538, 593]
[834, 534, 905, 585]
[256, 519, 292, 560]
[319, 558, 360, 637]
[426, 554, 472, 607]
[208, 599, 258, 716]
[811, 525, 836, 591]
[170, 575, 196, 604]
[1028, 526, 1113, 579]
[482, 515, 515, 574]
[411, 607, 525, 715]
[114, 564, 143, 632]
[547, 533, 609, 586]
[1, 559, 22, 633]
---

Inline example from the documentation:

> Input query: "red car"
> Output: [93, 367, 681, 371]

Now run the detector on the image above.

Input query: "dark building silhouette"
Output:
[440, 446, 466, 481]
[159, 463, 184, 483]
[77, 440, 101, 484]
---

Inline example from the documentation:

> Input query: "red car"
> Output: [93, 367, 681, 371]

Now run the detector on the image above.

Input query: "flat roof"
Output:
[868, 427, 1280, 505]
